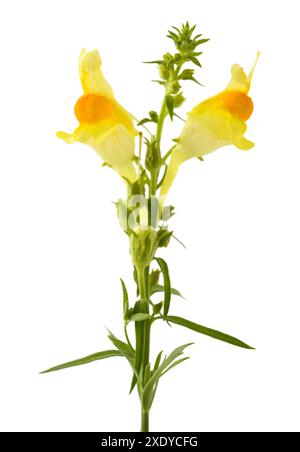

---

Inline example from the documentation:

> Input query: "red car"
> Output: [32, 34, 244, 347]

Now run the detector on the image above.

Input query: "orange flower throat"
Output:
[74, 93, 117, 123]
[218, 91, 253, 121]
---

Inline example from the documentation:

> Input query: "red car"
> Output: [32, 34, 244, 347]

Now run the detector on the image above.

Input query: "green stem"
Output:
[150, 171, 158, 196]
[141, 410, 149, 432]
[136, 266, 151, 432]
[137, 267, 148, 302]
[156, 98, 167, 147]
[124, 324, 134, 351]
[136, 267, 150, 366]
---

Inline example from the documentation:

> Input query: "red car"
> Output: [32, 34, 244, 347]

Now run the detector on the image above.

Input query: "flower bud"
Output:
[159, 65, 169, 80]
[168, 80, 181, 95]
[145, 139, 161, 173]
[130, 228, 158, 270]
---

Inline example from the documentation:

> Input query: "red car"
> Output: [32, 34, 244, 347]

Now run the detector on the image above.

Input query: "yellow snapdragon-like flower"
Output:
[57, 50, 138, 183]
[160, 54, 259, 198]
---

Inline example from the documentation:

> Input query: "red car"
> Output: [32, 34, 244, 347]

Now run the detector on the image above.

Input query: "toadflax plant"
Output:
[42, 23, 259, 432]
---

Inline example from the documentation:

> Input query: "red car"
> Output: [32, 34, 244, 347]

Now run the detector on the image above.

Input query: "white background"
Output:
[0, 0, 299, 433]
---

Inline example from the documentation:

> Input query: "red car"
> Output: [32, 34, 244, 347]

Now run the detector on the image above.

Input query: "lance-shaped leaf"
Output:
[155, 258, 171, 318]
[165, 316, 254, 349]
[129, 300, 149, 393]
[107, 333, 135, 362]
[165, 95, 174, 120]
[151, 284, 184, 299]
[40, 350, 123, 374]
[160, 356, 190, 377]
[120, 278, 129, 320]
[129, 313, 152, 322]
[142, 343, 193, 411]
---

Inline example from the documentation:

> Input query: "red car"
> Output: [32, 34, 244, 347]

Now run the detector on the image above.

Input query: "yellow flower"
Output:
[57, 49, 138, 183]
[160, 53, 259, 198]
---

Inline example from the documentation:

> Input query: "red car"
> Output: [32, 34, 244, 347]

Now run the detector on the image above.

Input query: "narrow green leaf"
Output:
[149, 111, 158, 122]
[109, 332, 141, 395]
[167, 31, 177, 39]
[179, 69, 195, 80]
[195, 38, 210, 45]
[137, 118, 152, 126]
[129, 313, 152, 322]
[153, 351, 163, 372]
[152, 80, 166, 86]
[129, 375, 137, 395]
[152, 301, 163, 316]
[190, 56, 201, 67]
[149, 269, 160, 288]
[166, 316, 254, 349]
[133, 268, 139, 296]
[157, 229, 173, 248]
[143, 363, 151, 385]
[143, 60, 164, 64]
[151, 284, 184, 299]
[160, 356, 190, 377]
[142, 343, 192, 411]
[40, 350, 122, 374]
[107, 333, 135, 361]
[155, 258, 171, 318]
[120, 278, 129, 320]
[165, 95, 174, 120]
[129, 300, 148, 393]
[152, 343, 193, 378]
[191, 77, 203, 86]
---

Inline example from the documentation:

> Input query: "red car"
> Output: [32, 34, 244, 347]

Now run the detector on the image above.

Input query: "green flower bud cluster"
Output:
[144, 22, 209, 121]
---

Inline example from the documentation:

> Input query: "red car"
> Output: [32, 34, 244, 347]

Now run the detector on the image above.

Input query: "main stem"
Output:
[141, 410, 149, 432]
[135, 94, 167, 432]
[137, 267, 151, 432]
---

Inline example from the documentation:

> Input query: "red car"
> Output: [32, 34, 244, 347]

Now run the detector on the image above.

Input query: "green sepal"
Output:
[157, 229, 173, 248]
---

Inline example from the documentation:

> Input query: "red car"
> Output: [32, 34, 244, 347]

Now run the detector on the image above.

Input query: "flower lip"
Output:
[217, 91, 254, 121]
[74, 93, 117, 124]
